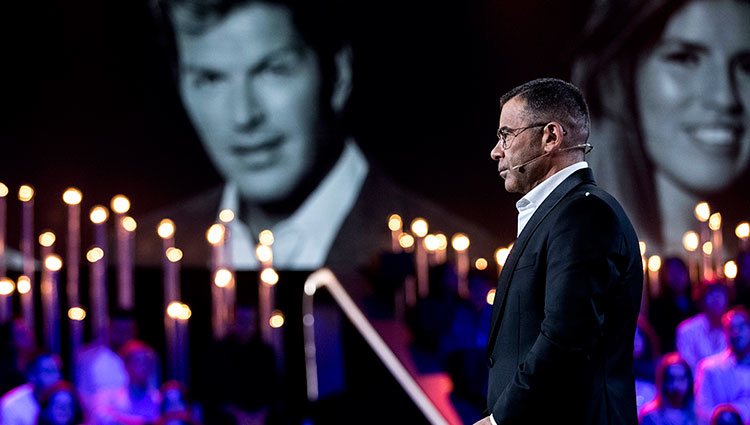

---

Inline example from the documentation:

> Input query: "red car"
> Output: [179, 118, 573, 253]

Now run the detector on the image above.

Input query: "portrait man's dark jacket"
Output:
[486, 168, 642, 424]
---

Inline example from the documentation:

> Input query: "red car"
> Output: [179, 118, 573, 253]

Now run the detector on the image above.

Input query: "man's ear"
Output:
[331, 45, 353, 113]
[543, 122, 565, 152]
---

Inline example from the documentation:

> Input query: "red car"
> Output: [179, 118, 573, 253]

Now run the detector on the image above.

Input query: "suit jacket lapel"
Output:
[486, 168, 595, 356]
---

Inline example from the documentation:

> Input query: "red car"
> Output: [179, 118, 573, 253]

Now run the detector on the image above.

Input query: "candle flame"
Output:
[0, 278, 14, 296]
[708, 213, 722, 231]
[166, 301, 191, 321]
[256, 245, 273, 263]
[38, 231, 56, 247]
[398, 233, 415, 249]
[424, 234, 440, 252]
[259, 230, 274, 246]
[451, 233, 470, 252]
[0, 182, 8, 198]
[45, 254, 63, 272]
[166, 247, 183, 263]
[269, 310, 285, 328]
[18, 185, 34, 202]
[16, 276, 31, 294]
[86, 247, 104, 263]
[435, 233, 448, 250]
[111, 195, 131, 214]
[736, 222, 750, 239]
[68, 307, 86, 321]
[639, 241, 647, 256]
[475, 258, 488, 270]
[682, 231, 700, 252]
[122, 216, 137, 232]
[486, 289, 496, 305]
[218, 209, 235, 223]
[694, 202, 710, 222]
[702, 241, 713, 256]
[388, 214, 402, 231]
[647, 255, 662, 272]
[90, 206, 109, 224]
[260, 268, 279, 286]
[62, 188, 82, 205]
[206, 224, 225, 245]
[495, 247, 510, 267]
[214, 269, 233, 288]
[410, 218, 429, 237]
[724, 261, 738, 280]
[157, 219, 175, 239]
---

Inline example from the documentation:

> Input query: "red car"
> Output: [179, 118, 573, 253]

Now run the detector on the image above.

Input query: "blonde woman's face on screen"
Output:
[636, 0, 750, 194]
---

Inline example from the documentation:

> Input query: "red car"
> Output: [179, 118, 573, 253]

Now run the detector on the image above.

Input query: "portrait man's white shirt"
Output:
[221, 141, 368, 270]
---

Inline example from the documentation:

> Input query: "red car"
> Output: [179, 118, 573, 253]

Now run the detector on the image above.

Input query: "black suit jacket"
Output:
[486, 168, 642, 424]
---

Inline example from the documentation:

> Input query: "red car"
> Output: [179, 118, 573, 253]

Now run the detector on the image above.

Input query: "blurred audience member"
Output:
[203, 305, 279, 425]
[650, 257, 698, 351]
[710, 404, 743, 425]
[91, 340, 160, 425]
[76, 310, 137, 411]
[676, 283, 729, 370]
[694, 307, 750, 425]
[157, 380, 199, 425]
[0, 319, 37, 396]
[639, 353, 697, 425]
[634, 316, 660, 411]
[0, 352, 62, 425]
[36, 381, 86, 425]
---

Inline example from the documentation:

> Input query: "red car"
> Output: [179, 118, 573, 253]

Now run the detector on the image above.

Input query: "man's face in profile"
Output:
[176, 3, 327, 203]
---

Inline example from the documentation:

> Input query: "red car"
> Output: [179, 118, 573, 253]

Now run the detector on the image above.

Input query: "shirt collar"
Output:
[219, 140, 369, 269]
[516, 161, 589, 213]
[515, 161, 588, 237]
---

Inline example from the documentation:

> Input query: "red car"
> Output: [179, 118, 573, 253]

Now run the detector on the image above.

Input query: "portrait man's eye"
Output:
[190, 70, 225, 89]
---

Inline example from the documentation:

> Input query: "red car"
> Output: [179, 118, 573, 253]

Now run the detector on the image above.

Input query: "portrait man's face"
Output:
[176, 2, 337, 203]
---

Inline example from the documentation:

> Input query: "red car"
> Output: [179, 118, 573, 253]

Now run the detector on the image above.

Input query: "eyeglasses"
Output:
[496, 123, 548, 150]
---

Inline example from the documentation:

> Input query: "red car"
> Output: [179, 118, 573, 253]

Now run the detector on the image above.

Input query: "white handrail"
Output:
[302, 268, 448, 425]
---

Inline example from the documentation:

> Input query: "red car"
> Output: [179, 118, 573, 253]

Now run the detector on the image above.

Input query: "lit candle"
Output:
[18, 185, 35, 330]
[682, 231, 700, 296]
[452, 233, 470, 298]
[647, 255, 661, 299]
[708, 212, 723, 276]
[63, 188, 82, 311]
[166, 301, 192, 384]
[207, 223, 228, 339]
[67, 306, 85, 380]
[163, 247, 184, 383]
[257, 233, 275, 344]
[435, 233, 448, 265]
[388, 214, 403, 253]
[111, 195, 134, 309]
[0, 182, 7, 279]
[702, 241, 714, 282]
[158, 219, 178, 304]
[86, 247, 107, 341]
[736, 222, 749, 252]
[0, 277, 13, 323]
[724, 260, 738, 286]
[694, 202, 713, 281]
[43, 254, 63, 354]
[410, 218, 429, 298]
[424, 234, 439, 265]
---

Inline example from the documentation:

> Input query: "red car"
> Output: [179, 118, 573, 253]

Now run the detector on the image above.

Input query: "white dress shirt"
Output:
[491, 160, 588, 425]
[220, 140, 369, 270]
[515, 161, 589, 237]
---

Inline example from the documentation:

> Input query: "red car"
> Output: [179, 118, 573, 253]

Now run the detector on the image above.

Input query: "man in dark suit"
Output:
[476, 78, 643, 424]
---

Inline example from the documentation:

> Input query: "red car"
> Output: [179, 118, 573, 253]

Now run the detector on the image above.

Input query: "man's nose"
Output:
[490, 140, 505, 160]
[230, 78, 264, 131]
